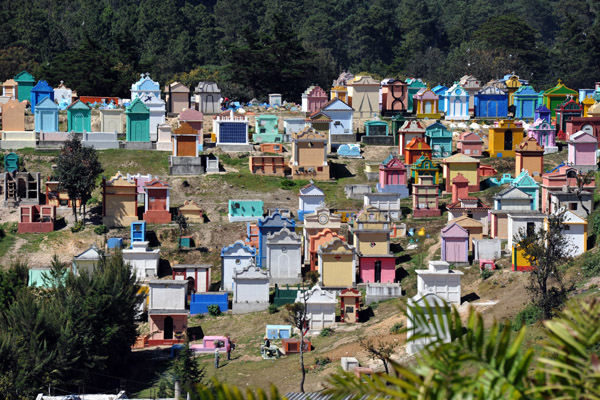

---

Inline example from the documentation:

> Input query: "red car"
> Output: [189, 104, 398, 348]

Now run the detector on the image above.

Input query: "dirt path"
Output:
[424, 235, 441, 263]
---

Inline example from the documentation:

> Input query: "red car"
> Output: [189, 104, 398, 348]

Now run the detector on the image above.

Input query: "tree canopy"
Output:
[1, 0, 599, 101]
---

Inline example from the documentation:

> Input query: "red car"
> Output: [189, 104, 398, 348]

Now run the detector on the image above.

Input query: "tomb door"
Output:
[504, 130, 513, 150]
[425, 101, 432, 114]
[74, 113, 84, 132]
[345, 303, 356, 323]
[163, 316, 174, 340]
[278, 253, 290, 278]
[133, 121, 143, 141]
[487, 101, 496, 117]
[42, 111, 54, 131]
[107, 119, 118, 132]
[187, 277, 195, 295]
[453, 99, 462, 116]
[148, 190, 167, 211]
[205, 95, 214, 114]
[523, 100, 533, 117]
[374, 260, 382, 282]
[177, 135, 196, 157]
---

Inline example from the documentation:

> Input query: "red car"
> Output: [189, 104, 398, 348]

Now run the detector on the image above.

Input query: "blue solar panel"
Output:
[220, 122, 246, 143]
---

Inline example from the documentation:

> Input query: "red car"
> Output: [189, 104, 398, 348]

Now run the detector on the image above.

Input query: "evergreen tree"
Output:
[54, 134, 103, 225]
[172, 339, 205, 396]
[0, 261, 28, 308]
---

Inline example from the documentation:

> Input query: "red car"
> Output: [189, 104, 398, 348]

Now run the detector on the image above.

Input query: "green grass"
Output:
[17, 229, 67, 255]
[0, 233, 17, 259]
[220, 154, 250, 168]
[98, 149, 170, 177]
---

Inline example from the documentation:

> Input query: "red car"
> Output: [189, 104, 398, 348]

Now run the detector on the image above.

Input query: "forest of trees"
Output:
[0, 0, 599, 102]
[0, 255, 142, 399]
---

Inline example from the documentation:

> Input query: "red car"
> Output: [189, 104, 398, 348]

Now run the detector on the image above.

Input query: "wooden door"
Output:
[177, 135, 196, 156]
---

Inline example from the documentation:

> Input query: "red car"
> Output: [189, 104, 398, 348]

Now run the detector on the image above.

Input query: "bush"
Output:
[8, 222, 18, 234]
[268, 304, 279, 314]
[87, 196, 99, 205]
[480, 269, 494, 280]
[370, 302, 379, 311]
[279, 180, 296, 190]
[581, 251, 600, 277]
[94, 225, 108, 235]
[314, 356, 331, 366]
[513, 304, 542, 330]
[390, 322, 404, 334]
[319, 327, 334, 337]
[70, 221, 84, 232]
[208, 304, 221, 316]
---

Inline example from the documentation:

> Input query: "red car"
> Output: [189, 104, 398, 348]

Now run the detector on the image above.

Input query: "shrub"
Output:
[70, 221, 84, 233]
[207, 304, 221, 316]
[314, 356, 332, 366]
[513, 304, 542, 330]
[370, 302, 379, 311]
[319, 327, 334, 337]
[279, 180, 296, 190]
[581, 251, 600, 277]
[94, 225, 108, 235]
[268, 304, 279, 314]
[390, 322, 404, 334]
[480, 269, 494, 280]
[8, 222, 18, 234]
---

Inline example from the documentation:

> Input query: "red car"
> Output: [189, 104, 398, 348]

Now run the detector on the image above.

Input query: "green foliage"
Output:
[319, 327, 334, 337]
[304, 270, 320, 286]
[0, 252, 142, 397]
[93, 225, 108, 235]
[70, 220, 84, 233]
[55, 134, 103, 224]
[8, 222, 18, 234]
[172, 339, 205, 395]
[2, 0, 600, 100]
[590, 211, 600, 245]
[581, 250, 600, 277]
[513, 304, 542, 330]
[267, 304, 279, 314]
[208, 304, 221, 316]
[0, 261, 28, 308]
[390, 322, 404, 334]
[278, 180, 296, 190]
[314, 356, 332, 366]
[480, 269, 494, 280]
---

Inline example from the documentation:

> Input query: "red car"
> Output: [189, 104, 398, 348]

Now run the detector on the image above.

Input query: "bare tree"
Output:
[358, 337, 399, 374]
[284, 291, 310, 393]
[515, 211, 573, 319]
[573, 170, 595, 217]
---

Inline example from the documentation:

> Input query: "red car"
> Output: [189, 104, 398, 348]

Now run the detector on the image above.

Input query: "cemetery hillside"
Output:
[2, 1, 600, 400]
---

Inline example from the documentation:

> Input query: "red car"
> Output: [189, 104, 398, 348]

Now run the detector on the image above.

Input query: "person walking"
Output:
[214, 348, 220, 369]
[226, 336, 234, 361]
